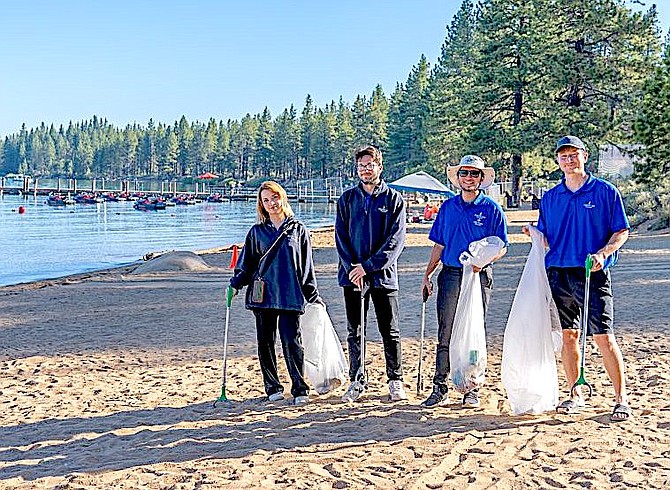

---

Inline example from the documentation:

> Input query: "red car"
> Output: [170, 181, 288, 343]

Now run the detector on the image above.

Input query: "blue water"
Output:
[0, 195, 336, 287]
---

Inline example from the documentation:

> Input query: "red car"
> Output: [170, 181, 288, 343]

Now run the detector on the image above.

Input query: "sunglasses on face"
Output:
[457, 169, 482, 178]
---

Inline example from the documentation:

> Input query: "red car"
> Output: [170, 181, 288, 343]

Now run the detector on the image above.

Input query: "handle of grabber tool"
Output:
[416, 283, 431, 395]
[354, 280, 367, 387]
[570, 255, 594, 398]
[214, 285, 236, 405]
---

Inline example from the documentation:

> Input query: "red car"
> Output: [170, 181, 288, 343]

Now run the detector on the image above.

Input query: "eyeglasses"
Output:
[457, 169, 482, 178]
[558, 153, 580, 163]
[357, 162, 378, 170]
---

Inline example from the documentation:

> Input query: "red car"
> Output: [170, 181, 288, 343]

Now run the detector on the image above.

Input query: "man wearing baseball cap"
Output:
[420, 155, 508, 408]
[528, 135, 631, 421]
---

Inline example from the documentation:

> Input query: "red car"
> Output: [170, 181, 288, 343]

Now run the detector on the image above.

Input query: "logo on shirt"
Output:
[473, 212, 486, 227]
[583, 201, 596, 209]
[378, 206, 388, 213]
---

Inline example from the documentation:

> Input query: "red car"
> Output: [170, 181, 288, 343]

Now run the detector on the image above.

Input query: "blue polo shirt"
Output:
[429, 192, 508, 267]
[536, 174, 629, 269]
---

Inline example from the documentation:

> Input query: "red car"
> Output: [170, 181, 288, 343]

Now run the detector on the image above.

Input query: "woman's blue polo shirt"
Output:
[428, 192, 508, 267]
[536, 174, 629, 269]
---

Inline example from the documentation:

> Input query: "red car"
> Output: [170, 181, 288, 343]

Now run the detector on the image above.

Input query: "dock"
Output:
[0, 176, 344, 203]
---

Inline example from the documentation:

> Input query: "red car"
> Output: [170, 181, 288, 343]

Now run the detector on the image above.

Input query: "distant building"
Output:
[597, 145, 638, 178]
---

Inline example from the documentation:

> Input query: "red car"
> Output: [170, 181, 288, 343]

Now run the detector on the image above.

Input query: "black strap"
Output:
[255, 218, 296, 278]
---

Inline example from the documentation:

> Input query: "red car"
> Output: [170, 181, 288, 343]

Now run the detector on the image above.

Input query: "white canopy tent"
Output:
[388, 171, 455, 198]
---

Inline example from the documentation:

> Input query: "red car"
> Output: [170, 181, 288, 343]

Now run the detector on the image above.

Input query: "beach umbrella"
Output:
[388, 171, 455, 198]
[197, 171, 219, 180]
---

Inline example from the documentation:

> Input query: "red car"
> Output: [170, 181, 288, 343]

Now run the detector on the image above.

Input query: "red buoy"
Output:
[18, 206, 26, 214]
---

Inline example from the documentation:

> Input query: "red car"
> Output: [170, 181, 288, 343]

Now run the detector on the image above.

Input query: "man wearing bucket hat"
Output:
[528, 135, 631, 421]
[420, 155, 508, 408]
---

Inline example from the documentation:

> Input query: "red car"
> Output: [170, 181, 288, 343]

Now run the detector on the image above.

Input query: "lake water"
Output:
[0, 195, 336, 287]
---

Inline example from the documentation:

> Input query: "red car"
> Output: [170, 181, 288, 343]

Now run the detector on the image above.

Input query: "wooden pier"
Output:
[0, 176, 342, 203]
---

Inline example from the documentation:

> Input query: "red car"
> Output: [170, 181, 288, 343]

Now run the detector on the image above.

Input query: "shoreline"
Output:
[3, 212, 667, 292]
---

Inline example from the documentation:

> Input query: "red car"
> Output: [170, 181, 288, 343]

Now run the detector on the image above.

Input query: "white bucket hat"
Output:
[447, 155, 496, 190]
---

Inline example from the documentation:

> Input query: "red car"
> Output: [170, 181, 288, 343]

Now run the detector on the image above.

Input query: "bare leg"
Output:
[593, 333, 627, 404]
[561, 329, 583, 401]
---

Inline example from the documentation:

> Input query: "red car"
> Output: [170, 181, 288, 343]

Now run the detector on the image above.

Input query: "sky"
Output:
[1, 1, 668, 138]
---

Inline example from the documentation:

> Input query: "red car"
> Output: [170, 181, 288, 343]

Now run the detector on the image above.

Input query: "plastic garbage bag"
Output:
[460, 236, 506, 269]
[449, 236, 504, 394]
[501, 225, 559, 415]
[300, 303, 348, 394]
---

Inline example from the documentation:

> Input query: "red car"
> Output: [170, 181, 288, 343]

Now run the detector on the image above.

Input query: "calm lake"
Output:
[0, 195, 336, 287]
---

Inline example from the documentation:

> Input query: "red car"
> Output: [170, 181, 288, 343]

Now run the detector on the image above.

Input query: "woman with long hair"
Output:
[230, 181, 320, 405]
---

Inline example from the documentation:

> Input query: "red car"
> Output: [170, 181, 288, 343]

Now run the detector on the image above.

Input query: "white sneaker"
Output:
[462, 390, 480, 408]
[341, 381, 366, 402]
[292, 395, 309, 406]
[268, 392, 285, 402]
[388, 380, 407, 401]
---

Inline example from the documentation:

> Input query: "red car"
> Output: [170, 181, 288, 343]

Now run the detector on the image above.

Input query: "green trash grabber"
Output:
[416, 282, 431, 396]
[214, 245, 239, 407]
[571, 254, 594, 399]
[214, 285, 236, 407]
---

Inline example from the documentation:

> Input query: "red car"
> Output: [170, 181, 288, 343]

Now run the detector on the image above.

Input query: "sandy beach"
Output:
[1, 210, 670, 489]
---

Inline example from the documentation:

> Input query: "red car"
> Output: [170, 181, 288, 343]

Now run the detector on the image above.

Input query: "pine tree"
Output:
[633, 32, 670, 182]
[550, 0, 659, 147]
[424, 0, 478, 180]
[368, 85, 389, 150]
[335, 97, 355, 178]
[386, 55, 431, 178]
[299, 95, 316, 179]
[255, 107, 274, 177]
[468, 0, 559, 204]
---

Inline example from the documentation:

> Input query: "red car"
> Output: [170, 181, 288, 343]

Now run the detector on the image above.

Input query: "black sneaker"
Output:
[421, 386, 448, 407]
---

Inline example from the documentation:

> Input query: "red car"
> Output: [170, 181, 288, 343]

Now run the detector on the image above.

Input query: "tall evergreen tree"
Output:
[469, 0, 558, 203]
[335, 97, 355, 178]
[255, 107, 274, 177]
[368, 85, 389, 150]
[633, 32, 670, 183]
[550, 0, 660, 147]
[424, 0, 478, 180]
[386, 55, 431, 178]
[299, 95, 316, 179]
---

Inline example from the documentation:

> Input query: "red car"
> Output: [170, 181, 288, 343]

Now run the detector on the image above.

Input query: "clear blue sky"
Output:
[1, 1, 668, 138]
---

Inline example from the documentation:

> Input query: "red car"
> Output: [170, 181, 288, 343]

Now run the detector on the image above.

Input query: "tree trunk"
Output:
[511, 153, 522, 207]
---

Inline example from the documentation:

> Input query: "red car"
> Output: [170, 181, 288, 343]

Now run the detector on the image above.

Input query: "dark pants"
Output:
[343, 286, 402, 382]
[253, 309, 309, 398]
[432, 266, 493, 390]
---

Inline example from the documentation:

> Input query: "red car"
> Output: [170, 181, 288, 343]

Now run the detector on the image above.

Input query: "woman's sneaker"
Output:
[268, 391, 285, 402]
[462, 390, 480, 408]
[342, 381, 366, 402]
[389, 380, 407, 401]
[421, 385, 448, 407]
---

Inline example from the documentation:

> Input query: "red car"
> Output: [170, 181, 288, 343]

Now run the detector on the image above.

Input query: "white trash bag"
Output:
[449, 236, 505, 394]
[501, 226, 559, 415]
[300, 303, 348, 394]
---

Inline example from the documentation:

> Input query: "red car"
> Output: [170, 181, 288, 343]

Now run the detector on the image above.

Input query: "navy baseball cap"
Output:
[555, 135, 586, 153]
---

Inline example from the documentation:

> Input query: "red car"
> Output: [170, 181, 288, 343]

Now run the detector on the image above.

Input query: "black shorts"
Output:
[547, 267, 614, 335]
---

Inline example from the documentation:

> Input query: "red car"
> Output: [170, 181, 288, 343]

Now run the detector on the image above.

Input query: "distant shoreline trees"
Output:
[1, 0, 665, 204]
